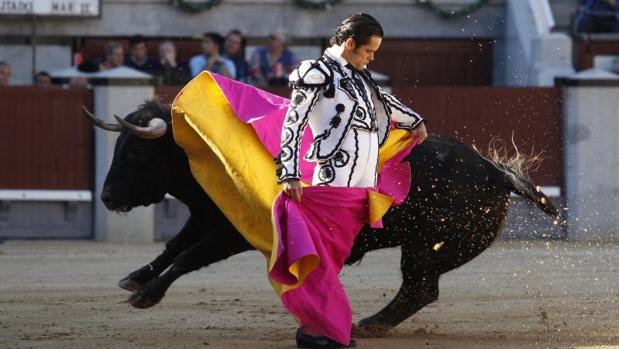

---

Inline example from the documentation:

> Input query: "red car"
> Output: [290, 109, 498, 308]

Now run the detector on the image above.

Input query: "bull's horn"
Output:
[82, 106, 122, 132]
[113, 115, 168, 139]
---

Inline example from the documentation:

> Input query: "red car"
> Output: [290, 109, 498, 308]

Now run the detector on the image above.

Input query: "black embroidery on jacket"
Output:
[289, 60, 333, 89]
[381, 91, 422, 124]
[347, 129, 360, 187]
[292, 90, 307, 107]
[338, 77, 356, 100]
[315, 161, 336, 186]
[330, 103, 345, 128]
[310, 100, 358, 161]
[333, 150, 350, 168]
[285, 110, 299, 124]
[278, 86, 323, 182]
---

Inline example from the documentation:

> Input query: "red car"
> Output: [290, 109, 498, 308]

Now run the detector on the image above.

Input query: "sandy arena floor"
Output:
[0, 240, 617, 349]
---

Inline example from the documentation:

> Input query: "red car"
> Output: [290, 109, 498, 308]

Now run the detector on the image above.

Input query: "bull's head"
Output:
[84, 100, 182, 212]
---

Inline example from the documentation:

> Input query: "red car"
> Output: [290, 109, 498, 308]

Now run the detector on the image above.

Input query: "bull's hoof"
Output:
[118, 277, 141, 292]
[352, 322, 391, 338]
[118, 265, 160, 292]
[128, 290, 163, 309]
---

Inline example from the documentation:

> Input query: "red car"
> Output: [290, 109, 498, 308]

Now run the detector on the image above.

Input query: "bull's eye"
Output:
[125, 148, 148, 164]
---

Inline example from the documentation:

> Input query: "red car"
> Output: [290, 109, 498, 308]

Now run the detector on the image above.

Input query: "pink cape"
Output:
[271, 187, 371, 344]
[188, 74, 417, 345]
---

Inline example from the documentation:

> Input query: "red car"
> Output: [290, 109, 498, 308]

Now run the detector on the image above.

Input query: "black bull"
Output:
[86, 100, 558, 330]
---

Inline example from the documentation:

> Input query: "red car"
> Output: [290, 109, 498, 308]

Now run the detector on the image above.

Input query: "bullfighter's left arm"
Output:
[379, 88, 424, 130]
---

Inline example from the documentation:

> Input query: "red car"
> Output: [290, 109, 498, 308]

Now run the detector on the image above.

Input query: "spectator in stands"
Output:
[576, 0, 619, 33]
[0, 61, 11, 86]
[78, 60, 100, 73]
[156, 40, 191, 85]
[249, 30, 299, 87]
[34, 71, 53, 87]
[224, 30, 250, 83]
[189, 32, 236, 79]
[99, 41, 125, 71]
[611, 56, 619, 74]
[125, 35, 161, 75]
[68, 76, 91, 90]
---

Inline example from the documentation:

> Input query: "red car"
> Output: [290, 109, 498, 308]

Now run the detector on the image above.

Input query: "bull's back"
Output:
[350, 135, 510, 268]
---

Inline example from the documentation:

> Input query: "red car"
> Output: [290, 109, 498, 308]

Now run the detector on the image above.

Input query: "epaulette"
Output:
[289, 59, 333, 88]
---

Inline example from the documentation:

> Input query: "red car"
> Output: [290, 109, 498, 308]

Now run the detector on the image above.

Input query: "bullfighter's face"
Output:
[344, 35, 382, 71]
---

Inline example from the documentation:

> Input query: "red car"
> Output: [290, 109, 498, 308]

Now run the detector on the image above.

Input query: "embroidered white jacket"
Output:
[277, 49, 424, 183]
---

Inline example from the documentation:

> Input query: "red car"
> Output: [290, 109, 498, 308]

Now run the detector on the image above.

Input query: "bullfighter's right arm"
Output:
[277, 60, 332, 183]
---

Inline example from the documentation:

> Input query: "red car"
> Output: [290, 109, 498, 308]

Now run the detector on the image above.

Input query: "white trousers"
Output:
[312, 128, 379, 188]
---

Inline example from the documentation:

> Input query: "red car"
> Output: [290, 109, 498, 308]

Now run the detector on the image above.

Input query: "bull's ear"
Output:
[114, 115, 168, 139]
[82, 106, 122, 132]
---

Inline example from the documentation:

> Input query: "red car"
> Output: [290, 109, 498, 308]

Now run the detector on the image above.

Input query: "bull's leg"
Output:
[358, 243, 439, 330]
[128, 228, 252, 309]
[119, 215, 203, 292]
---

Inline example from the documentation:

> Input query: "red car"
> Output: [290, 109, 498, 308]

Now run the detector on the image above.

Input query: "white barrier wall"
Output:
[90, 68, 156, 242]
[0, 45, 72, 85]
[497, 0, 574, 86]
[558, 69, 619, 241]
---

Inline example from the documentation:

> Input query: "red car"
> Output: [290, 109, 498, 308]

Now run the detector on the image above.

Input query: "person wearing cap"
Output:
[276, 13, 428, 348]
[249, 30, 299, 87]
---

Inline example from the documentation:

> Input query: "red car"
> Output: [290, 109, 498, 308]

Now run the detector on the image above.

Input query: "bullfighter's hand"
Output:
[410, 121, 428, 144]
[283, 179, 303, 202]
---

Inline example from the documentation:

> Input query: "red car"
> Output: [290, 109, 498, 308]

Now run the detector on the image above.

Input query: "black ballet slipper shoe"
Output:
[296, 329, 357, 348]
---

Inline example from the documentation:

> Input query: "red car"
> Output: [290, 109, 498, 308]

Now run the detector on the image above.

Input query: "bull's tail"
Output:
[474, 139, 559, 217]
[494, 163, 558, 216]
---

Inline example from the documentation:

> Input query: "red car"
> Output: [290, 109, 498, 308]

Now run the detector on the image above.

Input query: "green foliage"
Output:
[170, 0, 222, 13]
[293, 0, 343, 10]
[418, 0, 491, 20]
[168, 0, 489, 17]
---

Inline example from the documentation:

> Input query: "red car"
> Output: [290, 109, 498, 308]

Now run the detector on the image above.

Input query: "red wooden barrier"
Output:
[373, 39, 494, 86]
[0, 87, 93, 190]
[391, 87, 562, 186]
[0, 86, 559, 190]
[573, 37, 619, 70]
[155, 86, 182, 105]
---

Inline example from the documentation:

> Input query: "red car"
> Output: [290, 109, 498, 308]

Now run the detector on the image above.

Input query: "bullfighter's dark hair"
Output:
[329, 13, 384, 48]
